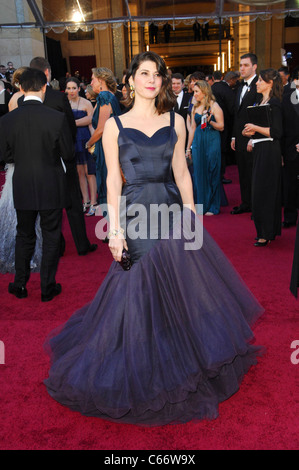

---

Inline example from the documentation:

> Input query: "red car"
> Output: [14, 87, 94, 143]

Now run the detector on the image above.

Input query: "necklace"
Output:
[70, 97, 81, 111]
[260, 96, 270, 105]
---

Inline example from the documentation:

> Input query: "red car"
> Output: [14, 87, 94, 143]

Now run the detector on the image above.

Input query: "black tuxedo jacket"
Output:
[282, 88, 299, 162]
[283, 82, 291, 95]
[212, 81, 235, 148]
[0, 100, 74, 210]
[174, 92, 192, 122]
[18, 86, 77, 144]
[232, 76, 262, 151]
[212, 81, 235, 120]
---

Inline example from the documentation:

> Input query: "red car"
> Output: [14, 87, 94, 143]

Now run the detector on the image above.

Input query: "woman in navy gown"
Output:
[44, 52, 264, 426]
[186, 80, 224, 215]
[65, 77, 97, 215]
[85, 67, 121, 208]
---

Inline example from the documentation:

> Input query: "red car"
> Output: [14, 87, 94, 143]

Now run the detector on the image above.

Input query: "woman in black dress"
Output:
[243, 69, 283, 246]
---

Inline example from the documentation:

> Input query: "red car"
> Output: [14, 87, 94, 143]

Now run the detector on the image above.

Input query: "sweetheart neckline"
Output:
[120, 126, 172, 139]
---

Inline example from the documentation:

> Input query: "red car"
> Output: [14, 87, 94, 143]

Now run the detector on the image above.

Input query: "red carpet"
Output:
[0, 165, 298, 450]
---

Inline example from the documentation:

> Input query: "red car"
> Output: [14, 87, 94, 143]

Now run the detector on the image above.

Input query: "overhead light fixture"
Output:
[72, 0, 85, 23]
[72, 11, 83, 22]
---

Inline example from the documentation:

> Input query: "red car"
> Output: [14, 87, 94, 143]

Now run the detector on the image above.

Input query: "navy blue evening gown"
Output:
[44, 112, 264, 426]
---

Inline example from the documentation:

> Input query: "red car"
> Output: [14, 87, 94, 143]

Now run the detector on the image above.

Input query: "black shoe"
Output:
[41, 283, 62, 302]
[254, 240, 270, 247]
[282, 221, 296, 228]
[8, 283, 28, 299]
[222, 178, 232, 184]
[231, 206, 251, 215]
[78, 243, 98, 256]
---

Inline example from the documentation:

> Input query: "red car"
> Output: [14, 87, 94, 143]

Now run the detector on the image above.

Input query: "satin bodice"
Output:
[114, 112, 183, 262]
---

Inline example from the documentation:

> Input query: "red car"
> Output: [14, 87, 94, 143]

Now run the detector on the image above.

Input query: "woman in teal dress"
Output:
[186, 80, 224, 215]
[85, 67, 121, 211]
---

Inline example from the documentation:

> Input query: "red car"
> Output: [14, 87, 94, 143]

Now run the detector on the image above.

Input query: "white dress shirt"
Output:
[176, 90, 184, 109]
[239, 74, 256, 104]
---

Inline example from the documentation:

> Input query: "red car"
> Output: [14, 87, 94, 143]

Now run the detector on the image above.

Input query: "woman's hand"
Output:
[242, 123, 256, 137]
[108, 236, 128, 262]
[185, 148, 192, 159]
[247, 139, 253, 152]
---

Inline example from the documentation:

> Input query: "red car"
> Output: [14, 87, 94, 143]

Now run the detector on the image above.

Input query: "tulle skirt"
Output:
[44, 210, 264, 426]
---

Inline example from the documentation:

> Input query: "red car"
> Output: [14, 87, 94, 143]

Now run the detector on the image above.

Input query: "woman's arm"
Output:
[208, 101, 224, 131]
[86, 103, 112, 148]
[186, 113, 191, 134]
[74, 99, 93, 127]
[172, 114, 196, 213]
[102, 117, 126, 261]
[186, 112, 196, 159]
[243, 100, 283, 139]
[242, 123, 270, 138]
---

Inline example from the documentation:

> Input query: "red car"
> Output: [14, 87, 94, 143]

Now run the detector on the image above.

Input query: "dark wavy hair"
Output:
[260, 68, 283, 102]
[123, 51, 176, 114]
[65, 77, 80, 88]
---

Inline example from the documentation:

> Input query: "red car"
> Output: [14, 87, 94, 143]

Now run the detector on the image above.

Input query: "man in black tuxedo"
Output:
[212, 71, 235, 184]
[231, 53, 261, 214]
[279, 66, 291, 95]
[172, 73, 191, 123]
[19, 57, 97, 256]
[281, 68, 299, 228]
[172, 73, 192, 148]
[0, 68, 74, 301]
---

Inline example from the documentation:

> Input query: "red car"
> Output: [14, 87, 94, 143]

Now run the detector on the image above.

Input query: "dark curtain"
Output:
[46, 37, 67, 81]
[69, 56, 97, 83]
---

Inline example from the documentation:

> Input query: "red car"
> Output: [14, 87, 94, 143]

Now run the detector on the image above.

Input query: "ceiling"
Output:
[1, 0, 298, 29]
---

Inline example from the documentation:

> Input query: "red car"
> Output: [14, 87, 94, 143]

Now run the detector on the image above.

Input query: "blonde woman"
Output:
[85, 67, 121, 208]
[8, 67, 29, 111]
[186, 80, 224, 215]
[85, 84, 97, 107]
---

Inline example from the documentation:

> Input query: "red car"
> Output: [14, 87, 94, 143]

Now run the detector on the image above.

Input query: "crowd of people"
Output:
[0, 48, 298, 425]
[0, 53, 299, 290]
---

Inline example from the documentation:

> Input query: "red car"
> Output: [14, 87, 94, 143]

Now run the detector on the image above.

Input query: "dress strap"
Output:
[170, 110, 175, 127]
[114, 115, 123, 132]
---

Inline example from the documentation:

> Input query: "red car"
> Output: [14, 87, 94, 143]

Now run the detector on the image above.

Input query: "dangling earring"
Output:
[130, 85, 135, 100]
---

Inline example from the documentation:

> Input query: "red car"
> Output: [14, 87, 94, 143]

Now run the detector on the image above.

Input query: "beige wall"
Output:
[0, 0, 44, 68]
[0, 1, 297, 78]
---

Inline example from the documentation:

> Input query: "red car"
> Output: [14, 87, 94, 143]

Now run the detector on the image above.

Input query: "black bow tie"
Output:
[244, 82, 249, 87]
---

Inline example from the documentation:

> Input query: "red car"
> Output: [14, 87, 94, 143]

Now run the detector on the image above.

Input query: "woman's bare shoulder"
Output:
[103, 115, 119, 134]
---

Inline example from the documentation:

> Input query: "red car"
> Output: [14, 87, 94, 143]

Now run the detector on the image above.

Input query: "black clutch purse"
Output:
[119, 249, 132, 271]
